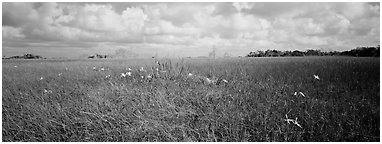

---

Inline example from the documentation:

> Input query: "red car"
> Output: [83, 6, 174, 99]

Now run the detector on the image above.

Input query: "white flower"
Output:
[156, 68, 159, 72]
[222, 79, 228, 83]
[44, 89, 52, 94]
[147, 75, 152, 79]
[100, 67, 105, 71]
[206, 77, 212, 83]
[127, 72, 132, 76]
[188, 73, 193, 76]
[128, 68, 132, 71]
[93, 66, 96, 70]
[284, 114, 302, 128]
[140, 67, 145, 72]
[121, 73, 126, 78]
[141, 76, 144, 79]
[314, 75, 320, 80]
[299, 92, 306, 97]
[205, 77, 217, 84]
[105, 75, 111, 78]
[40, 77, 44, 80]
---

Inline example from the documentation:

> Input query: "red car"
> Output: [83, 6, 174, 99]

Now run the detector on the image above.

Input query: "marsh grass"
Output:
[2, 57, 379, 141]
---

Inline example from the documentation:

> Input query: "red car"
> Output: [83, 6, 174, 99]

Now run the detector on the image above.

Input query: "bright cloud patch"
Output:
[2, 2, 380, 58]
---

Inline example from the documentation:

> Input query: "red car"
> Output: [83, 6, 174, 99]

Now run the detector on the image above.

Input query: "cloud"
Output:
[338, 3, 367, 20]
[2, 2, 380, 58]
[232, 2, 254, 12]
[294, 36, 328, 46]
[2, 26, 25, 39]
[144, 19, 200, 36]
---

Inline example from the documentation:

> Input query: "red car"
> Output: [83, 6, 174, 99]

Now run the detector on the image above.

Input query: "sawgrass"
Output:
[2, 57, 379, 141]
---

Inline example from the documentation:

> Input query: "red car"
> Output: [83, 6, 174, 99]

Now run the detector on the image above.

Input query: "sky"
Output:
[2, 2, 380, 58]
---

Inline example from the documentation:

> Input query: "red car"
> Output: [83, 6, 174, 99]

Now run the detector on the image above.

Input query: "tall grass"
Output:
[2, 57, 379, 141]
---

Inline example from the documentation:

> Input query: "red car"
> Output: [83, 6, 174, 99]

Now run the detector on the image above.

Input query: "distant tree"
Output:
[306, 49, 325, 56]
[341, 45, 380, 57]
[283, 51, 292, 56]
[257, 50, 265, 57]
[292, 50, 304, 56]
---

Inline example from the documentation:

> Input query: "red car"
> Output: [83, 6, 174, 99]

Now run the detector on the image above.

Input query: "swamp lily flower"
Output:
[127, 72, 132, 76]
[284, 114, 302, 128]
[140, 67, 145, 72]
[44, 89, 52, 94]
[299, 92, 306, 97]
[314, 75, 320, 80]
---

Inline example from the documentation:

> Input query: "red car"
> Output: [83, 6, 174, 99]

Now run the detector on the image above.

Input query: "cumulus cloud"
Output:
[2, 2, 380, 58]
[232, 2, 254, 12]
[2, 26, 25, 39]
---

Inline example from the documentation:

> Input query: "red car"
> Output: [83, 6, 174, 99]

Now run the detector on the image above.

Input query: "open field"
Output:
[2, 57, 380, 142]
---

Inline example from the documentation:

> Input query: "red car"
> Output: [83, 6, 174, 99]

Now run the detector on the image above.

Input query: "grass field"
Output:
[2, 57, 380, 142]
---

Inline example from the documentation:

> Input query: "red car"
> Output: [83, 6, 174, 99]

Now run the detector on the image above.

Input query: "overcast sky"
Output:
[2, 2, 380, 58]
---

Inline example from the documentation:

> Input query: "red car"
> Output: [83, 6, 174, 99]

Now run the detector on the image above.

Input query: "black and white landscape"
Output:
[2, 2, 380, 142]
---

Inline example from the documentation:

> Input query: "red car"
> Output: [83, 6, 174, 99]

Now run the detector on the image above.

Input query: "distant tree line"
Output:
[3, 53, 44, 59]
[88, 54, 110, 59]
[246, 45, 380, 57]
